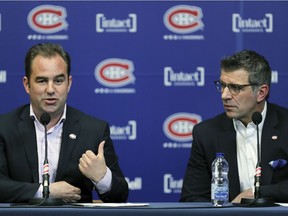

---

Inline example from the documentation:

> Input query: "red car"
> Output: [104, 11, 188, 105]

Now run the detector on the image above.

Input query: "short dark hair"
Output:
[221, 50, 271, 88]
[25, 43, 71, 80]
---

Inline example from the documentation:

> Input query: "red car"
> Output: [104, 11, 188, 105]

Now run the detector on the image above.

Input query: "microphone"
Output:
[240, 111, 275, 207]
[28, 112, 65, 206]
[40, 112, 51, 125]
[40, 112, 51, 199]
[252, 112, 262, 200]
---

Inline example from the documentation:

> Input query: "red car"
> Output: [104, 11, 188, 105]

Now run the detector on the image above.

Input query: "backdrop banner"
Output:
[0, 1, 287, 202]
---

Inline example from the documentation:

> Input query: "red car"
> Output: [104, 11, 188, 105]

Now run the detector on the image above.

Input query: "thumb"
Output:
[97, 140, 105, 156]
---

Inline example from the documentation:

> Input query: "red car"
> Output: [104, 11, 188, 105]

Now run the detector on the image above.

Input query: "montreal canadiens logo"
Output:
[163, 5, 204, 34]
[27, 5, 68, 34]
[163, 113, 202, 142]
[95, 58, 135, 87]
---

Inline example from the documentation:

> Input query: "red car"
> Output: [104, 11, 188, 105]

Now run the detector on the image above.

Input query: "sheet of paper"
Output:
[276, 203, 288, 207]
[73, 202, 149, 207]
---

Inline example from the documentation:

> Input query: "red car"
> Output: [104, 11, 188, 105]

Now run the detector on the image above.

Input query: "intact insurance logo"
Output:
[0, 70, 7, 83]
[163, 112, 202, 148]
[96, 13, 137, 33]
[163, 5, 204, 40]
[94, 58, 136, 94]
[163, 174, 182, 194]
[232, 13, 273, 33]
[27, 5, 69, 40]
[164, 66, 205, 86]
[125, 177, 142, 190]
[110, 120, 137, 140]
[271, 70, 278, 84]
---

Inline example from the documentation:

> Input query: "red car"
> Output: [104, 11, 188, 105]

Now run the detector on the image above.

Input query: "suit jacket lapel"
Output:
[261, 104, 280, 185]
[56, 107, 80, 181]
[18, 107, 39, 183]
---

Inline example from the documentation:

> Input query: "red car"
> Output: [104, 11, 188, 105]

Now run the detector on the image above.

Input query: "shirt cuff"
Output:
[93, 167, 112, 194]
[35, 185, 43, 198]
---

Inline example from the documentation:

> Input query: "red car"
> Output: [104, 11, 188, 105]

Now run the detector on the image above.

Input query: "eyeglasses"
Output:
[214, 80, 259, 95]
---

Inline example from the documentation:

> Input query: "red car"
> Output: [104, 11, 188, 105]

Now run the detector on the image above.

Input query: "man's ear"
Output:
[23, 76, 30, 94]
[68, 75, 72, 92]
[257, 84, 269, 103]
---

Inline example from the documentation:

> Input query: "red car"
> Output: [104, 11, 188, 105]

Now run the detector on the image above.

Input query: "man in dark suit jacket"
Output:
[0, 43, 128, 203]
[180, 50, 288, 203]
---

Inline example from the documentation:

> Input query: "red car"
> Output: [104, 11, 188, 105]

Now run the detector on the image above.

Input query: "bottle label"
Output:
[211, 184, 228, 200]
[214, 191, 228, 200]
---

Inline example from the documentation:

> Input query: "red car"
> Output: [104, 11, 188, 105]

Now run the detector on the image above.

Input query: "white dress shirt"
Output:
[233, 101, 267, 192]
[30, 104, 112, 197]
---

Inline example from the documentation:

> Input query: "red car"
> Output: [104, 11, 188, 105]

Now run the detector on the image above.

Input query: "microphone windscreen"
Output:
[40, 112, 51, 125]
[252, 111, 262, 125]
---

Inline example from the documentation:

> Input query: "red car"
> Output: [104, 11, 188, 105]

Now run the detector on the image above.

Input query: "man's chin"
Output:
[225, 111, 237, 119]
[43, 104, 58, 111]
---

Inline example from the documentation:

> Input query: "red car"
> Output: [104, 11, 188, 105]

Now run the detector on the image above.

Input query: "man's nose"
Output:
[46, 81, 55, 94]
[221, 86, 232, 100]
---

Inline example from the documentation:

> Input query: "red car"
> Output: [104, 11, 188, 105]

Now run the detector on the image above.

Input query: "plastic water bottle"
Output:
[211, 152, 229, 206]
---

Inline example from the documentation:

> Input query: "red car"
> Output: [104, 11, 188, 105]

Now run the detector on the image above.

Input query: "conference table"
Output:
[0, 202, 288, 216]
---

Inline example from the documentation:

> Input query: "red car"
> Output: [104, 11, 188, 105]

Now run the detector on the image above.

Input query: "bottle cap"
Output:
[216, 152, 224, 157]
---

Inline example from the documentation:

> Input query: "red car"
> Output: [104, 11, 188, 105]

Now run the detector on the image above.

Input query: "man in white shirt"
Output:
[180, 50, 288, 203]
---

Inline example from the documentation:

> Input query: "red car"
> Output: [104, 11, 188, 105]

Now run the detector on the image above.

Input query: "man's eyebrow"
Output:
[35, 74, 66, 80]
[54, 74, 66, 79]
[220, 80, 242, 86]
[35, 76, 47, 80]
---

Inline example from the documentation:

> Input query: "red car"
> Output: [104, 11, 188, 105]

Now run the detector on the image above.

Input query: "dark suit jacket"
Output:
[180, 102, 288, 203]
[0, 104, 128, 203]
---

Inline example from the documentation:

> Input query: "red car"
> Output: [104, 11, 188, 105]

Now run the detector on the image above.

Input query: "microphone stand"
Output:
[240, 115, 275, 207]
[29, 115, 65, 206]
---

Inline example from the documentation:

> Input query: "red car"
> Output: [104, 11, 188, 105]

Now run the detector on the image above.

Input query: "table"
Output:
[0, 202, 287, 216]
